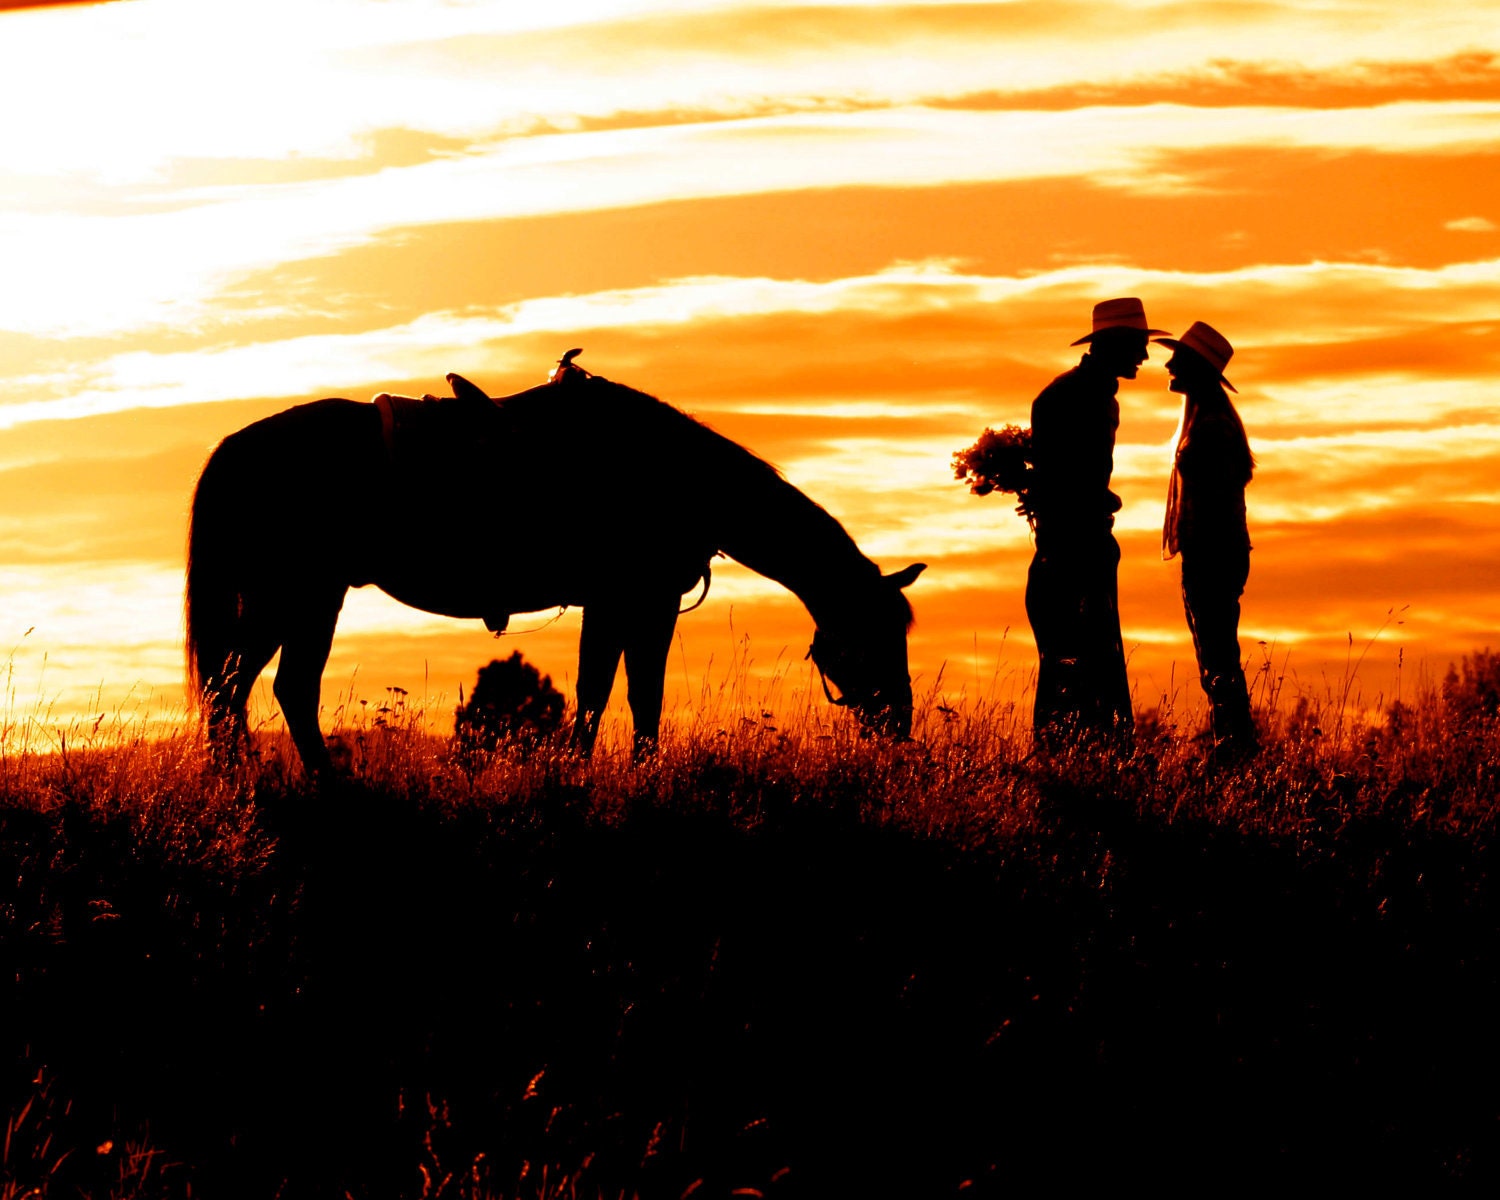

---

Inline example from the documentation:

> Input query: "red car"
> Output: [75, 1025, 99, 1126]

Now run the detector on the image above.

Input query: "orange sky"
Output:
[2, 0, 1498, 742]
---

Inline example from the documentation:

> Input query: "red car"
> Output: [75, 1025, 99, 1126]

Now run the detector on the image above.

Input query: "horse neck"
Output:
[717, 472, 880, 628]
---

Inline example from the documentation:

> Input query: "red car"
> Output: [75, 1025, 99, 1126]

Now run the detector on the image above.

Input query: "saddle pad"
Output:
[372, 391, 502, 471]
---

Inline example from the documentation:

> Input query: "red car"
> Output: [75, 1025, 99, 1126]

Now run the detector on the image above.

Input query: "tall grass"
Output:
[2, 643, 1497, 853]
[4, 650, 1499, 1195]
[314, 642, 1500, 853]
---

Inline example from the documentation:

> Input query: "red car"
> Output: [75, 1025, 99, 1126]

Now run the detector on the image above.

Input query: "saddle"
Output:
[371, 378, 511, 632]
[371, 367, 559, 465]
[372, 390, 496, 466]
[368, 357, 710, 635]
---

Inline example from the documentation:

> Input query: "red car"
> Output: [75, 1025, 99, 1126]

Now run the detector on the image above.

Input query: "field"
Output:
[3, 658, 1500, 1197]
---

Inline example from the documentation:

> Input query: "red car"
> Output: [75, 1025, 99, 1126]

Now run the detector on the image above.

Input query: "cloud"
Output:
[6, 254, 1500, 430]
[941, 51, 1500, 112]
[8, 0, 1499, 193]
[173, 142, 1500, 361]
[381, 4, 1500, 118]
[5, 99, 1500, 339]
[1446, 215, 1498, 232]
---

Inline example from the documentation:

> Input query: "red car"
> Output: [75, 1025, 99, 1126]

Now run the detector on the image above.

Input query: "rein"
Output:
[496, 607, 568, 637]
[805, 643, 849, 707]
[680, 563, 712, 614]
[497, 565, 709, 637]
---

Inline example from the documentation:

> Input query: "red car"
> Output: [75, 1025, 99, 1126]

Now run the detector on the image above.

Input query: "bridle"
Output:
[806, 629, 881, 711]
[807, 627, 915, 737]
[806, 641, 849, 707]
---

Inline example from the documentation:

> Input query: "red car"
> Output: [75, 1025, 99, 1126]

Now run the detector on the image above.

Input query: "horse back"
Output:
[200, 398, 387, 575]
[220, 397, 383, 483]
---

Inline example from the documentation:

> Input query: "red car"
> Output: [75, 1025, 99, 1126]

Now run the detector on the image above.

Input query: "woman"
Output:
[1154, 322, 1258, 756]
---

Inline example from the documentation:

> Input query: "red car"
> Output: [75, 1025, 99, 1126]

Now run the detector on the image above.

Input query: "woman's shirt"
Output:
[1163, 405, 1251, 559]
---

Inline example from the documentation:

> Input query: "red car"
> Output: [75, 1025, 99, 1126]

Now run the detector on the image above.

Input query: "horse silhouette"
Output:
[186, 363, 926, 775]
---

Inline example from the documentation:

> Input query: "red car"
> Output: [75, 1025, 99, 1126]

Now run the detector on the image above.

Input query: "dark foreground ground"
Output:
[2, 733, 1498, 1197]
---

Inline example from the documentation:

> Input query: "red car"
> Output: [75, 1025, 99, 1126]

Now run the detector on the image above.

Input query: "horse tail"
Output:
[185, 433, 253, 706]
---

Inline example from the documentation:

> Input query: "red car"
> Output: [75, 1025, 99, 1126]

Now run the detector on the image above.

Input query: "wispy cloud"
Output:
[9, 0, 1496, 187]
[6, 255, 1499, 428]
[5, 100, 1500, 340]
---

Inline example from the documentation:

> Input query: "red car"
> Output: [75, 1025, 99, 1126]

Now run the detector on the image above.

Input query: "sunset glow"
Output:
[4, 0, 1499, 735]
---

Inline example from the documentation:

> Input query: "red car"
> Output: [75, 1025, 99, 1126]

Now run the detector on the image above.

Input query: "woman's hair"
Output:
[1225, 394, 1256, 480]
[1177, 384, 1255, 483]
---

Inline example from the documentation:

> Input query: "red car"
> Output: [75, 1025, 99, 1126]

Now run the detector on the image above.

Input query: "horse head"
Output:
[808, 562, 926, 739]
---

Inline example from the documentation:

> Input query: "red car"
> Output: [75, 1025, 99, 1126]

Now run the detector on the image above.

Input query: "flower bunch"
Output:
[952, 425, 1034, 499]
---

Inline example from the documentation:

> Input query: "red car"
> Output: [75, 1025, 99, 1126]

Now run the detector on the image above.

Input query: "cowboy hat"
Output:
[1152, 321, 1237, 392]
[1071, 297, 1171, 345]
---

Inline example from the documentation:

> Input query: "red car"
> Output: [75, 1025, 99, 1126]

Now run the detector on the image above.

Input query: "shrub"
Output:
[452, 651, 566, 758]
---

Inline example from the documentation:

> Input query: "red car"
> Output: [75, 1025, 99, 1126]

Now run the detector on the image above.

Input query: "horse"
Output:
[185, 358, 926, 775]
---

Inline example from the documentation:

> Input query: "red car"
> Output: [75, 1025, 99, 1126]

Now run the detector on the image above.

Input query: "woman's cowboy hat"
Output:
[1152, 321, 1237, 392]
[1071, 297, 1171, 345]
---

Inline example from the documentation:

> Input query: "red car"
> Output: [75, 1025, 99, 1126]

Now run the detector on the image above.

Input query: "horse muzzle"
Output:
[853, 685, 914, 740]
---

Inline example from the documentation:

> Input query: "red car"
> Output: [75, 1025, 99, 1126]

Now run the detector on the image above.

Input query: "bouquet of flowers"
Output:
[952, 424, 1034, 502]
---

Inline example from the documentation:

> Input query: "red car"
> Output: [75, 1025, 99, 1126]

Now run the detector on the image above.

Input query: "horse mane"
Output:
[550, 375, 910, 626]
[578, 374, 784, 475]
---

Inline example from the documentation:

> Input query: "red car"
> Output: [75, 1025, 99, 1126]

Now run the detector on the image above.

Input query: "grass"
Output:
[2, 662, 1500, 1196]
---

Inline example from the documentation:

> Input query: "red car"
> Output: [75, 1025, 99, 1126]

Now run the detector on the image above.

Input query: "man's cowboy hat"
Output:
[1071, 297, 1170, 345]
[1152, 321, 1237, 392]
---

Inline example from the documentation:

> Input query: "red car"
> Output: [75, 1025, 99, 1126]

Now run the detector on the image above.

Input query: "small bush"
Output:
[452, 651, 566, 758]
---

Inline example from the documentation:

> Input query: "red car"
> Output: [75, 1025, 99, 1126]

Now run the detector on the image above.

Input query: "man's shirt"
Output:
[1029, 352, 1123, 537]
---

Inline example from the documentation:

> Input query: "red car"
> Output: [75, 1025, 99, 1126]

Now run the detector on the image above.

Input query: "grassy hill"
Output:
[2, 671, 1499, 1196]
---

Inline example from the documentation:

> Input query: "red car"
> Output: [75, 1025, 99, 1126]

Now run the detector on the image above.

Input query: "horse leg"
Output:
[200, 597, 280, 764]
[572, 603, 626, 755]
[623, 595, 680, 759]
[210, 632, 281, 761]
[272, 586, 347, 779]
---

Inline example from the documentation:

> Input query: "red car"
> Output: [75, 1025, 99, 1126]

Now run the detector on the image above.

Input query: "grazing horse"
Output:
[185, 361, 926, 775]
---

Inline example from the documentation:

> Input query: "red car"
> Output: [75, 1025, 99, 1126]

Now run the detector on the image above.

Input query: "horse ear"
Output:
[447, 373, 490, 403]
[886, 562, 927, 590]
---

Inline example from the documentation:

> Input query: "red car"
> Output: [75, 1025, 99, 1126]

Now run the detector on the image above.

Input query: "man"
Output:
[1025, 297, 1167, 748]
